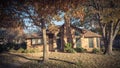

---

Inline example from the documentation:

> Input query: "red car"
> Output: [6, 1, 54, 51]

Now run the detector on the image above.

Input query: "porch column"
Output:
[73, 37, 76, 48]
[71, 29, 76, 48]
[93, 38, 97, 48]
[26, 39, 32, 49]
[80, 35, 84, 48]
[53, 33, 58, 51]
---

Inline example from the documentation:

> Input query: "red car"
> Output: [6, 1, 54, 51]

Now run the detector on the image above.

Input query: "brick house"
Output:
[25, 24, 101, 52]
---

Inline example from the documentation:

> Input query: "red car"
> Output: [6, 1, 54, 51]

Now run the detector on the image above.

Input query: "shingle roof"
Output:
[25, 33, 42, 39]
[25, 24, 102, 38]
[60, 24, 101, 38]
[83, 30, 102, 38]
[47, 24, 59, 34]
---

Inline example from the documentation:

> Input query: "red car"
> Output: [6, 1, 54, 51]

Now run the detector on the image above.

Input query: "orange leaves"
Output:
[32, 0, 87, 17]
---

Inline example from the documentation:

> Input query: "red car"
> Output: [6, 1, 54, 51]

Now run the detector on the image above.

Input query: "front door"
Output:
[49, 38, 53, 51]
[57, 37, 61, 50]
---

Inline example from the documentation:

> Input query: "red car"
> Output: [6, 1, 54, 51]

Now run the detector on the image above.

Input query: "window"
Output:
[32, 39, 42, 45]
[89, 38, 94, 48]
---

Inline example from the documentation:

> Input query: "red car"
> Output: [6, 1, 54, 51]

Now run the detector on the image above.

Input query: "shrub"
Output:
[9, 48, 16, 52]
[17, 48, 25, 53]
[75, 47, 87, 53]
[9, 48, 25, 53]
[24, 49, 35, 53]
[92, 48, 100, 54]
[64, 43, 76, 53]
[24, 48, 41, 53]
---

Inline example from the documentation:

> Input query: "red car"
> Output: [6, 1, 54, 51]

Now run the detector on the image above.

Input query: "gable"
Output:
[83, 30, 102, 38]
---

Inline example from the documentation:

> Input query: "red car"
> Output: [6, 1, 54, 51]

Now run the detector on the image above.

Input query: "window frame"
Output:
[32, 38, 42, 45]
[88, 38, 94, 48]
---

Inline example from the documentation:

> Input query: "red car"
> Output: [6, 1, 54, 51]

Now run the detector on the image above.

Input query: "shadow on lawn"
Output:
[3, 52, 76, 65]
[0, 52, 77, 68]
[6, 52, 42, 62]
[0, 53, 22, 68]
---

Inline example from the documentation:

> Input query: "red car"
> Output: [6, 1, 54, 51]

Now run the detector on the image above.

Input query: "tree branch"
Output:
[113, 19, 120, 39]
[108, 21, 114, 41]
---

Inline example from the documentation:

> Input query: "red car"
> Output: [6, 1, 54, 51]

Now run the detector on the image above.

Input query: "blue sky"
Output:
[52, 20, 64, 25]
[53, 11, 65, 25]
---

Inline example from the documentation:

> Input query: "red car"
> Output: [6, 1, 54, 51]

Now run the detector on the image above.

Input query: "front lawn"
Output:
[0, 51, 120, 68]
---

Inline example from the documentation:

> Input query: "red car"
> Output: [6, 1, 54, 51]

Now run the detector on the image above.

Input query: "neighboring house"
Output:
[113, 35, 120, 48]
[0, 27, 25, 44]
[0, 29, 7, 45]
[25, 24, 101, 52]
[25, 33, 44, 51]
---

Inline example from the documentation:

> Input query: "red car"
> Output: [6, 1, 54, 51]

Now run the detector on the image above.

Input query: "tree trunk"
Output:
[64, 15, 74, 47]
[103, 40, 108, 54]
[42, 27, 49, 62]
[41, 18, 49, 62]
[104, 39, 113, 55]
[104, 21, 114, 55]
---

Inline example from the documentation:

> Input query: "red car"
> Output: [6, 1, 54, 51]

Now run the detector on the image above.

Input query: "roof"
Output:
[25, 33, 42, 39]
[83, 30, 102, 38]
[60, 23, 102, 38]
[25, 31, 54, 39]
[47, 24, 60, 34]
[25, 24, 102, 39]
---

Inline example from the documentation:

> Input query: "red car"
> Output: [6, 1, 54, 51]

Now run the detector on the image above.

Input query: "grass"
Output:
[0, 51, 120, 68]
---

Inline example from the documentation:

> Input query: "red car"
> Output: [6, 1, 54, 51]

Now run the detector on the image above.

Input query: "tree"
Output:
[30, 0, 87, 61]
[88, 0, 120, 55]
[0, 0, 26, 44]
[0, 0, 86, 62]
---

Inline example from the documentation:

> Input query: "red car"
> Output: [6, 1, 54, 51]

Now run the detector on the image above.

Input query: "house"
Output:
[25, 23, 101, 52]
[58, 23, 101, 52]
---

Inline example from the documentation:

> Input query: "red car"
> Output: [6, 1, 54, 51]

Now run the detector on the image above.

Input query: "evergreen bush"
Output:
[92, 48, 100, 54]
[64, 43, 76, 53]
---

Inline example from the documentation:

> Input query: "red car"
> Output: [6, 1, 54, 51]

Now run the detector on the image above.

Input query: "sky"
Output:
[52, 20, 64, 25]
[23, 8, 65, 33]
[53, 11, 65, 25]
